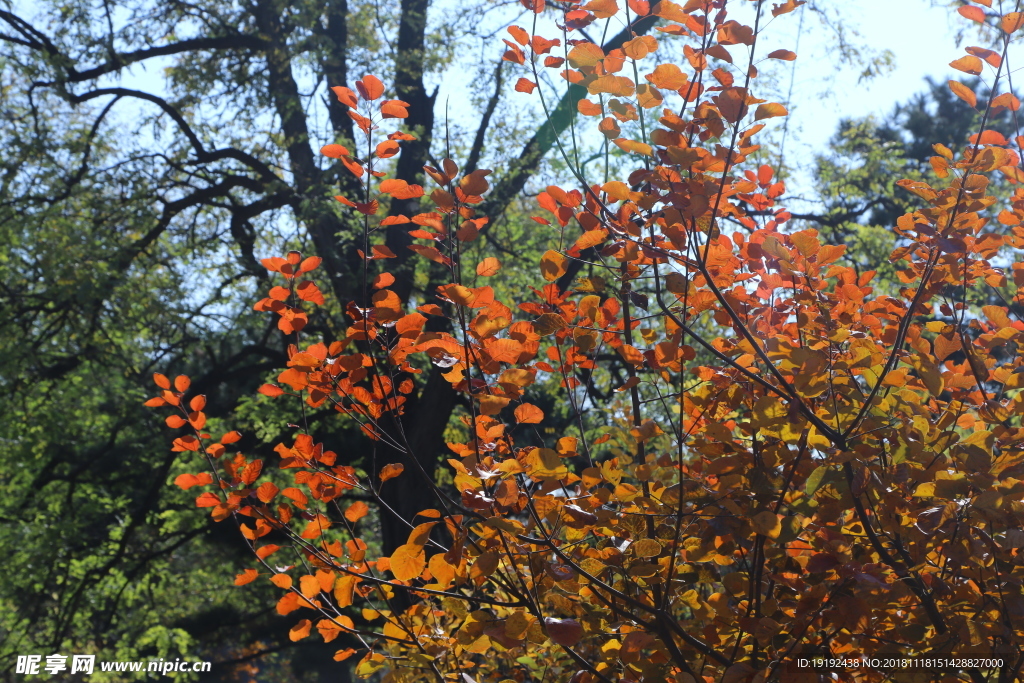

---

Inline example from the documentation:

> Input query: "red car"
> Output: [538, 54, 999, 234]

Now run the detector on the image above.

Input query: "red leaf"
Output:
[544, 618, 583, 646]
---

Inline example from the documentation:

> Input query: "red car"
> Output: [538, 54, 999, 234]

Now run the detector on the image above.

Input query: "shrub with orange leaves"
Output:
[150, 3, 1024, 682]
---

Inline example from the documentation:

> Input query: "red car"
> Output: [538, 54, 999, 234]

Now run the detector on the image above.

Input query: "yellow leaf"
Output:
[613, 138, 653, 156]
[754, 102, 788, 121]
[390, 543, 426, 581]
[950, 55, 983, 75]
[948, 80, 977, 108]
[646, 63, 688, 90]
[750, 510, 781, 539]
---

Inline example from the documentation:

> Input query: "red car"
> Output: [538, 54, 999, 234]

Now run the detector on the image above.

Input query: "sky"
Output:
[423, 0, 979, 203]
[17, 0, 986, 208]
[762, 0, 977, 196]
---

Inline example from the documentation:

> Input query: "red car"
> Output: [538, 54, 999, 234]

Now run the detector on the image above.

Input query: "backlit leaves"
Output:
[949, 80, 978, 108]
[146, 20, 1024, 683]
[379, 463, 405, 482]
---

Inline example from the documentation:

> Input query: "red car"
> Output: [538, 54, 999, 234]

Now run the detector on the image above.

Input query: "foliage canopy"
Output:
[142, 1, 1024, 682]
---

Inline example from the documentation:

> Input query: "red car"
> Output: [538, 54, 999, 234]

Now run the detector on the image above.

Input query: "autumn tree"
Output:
[0, 0, 672, 674]
[148, 0, 1024, 681]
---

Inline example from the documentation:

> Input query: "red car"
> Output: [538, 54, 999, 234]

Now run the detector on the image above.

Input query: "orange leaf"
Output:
[296, 281, 325, 305]
[357, 74, 385, 100]
[476, 257, 501, 276]
[256, 544, 280, 559]
[514, 403, 545, 424]
[949, 55, 983, 75]
[143, 397, 166, 407]
[646, 63, 687, 90]
[992, 92, 1021, 111]
[331, 86, 358, 108]
[507, 25, 529, 45]
[175, 472, 213, 490]
[317, 617, 354, 643]
[341, 156, 364, 178]
[754, 103, 788, 121]
[459, 169, 491, 196]
[195, 492, 221, 508]
[257, 481, 280, 503]
[515, 77, 537, 94]
[958, 5, 986, 22]
[234, 569, 259, 585]
[380, 99, 410, 118]
[172, 435, 200, 451]
[344, 500, 370, 523]
[289, 619, 312, 642]
[174, 375, 191, 392]
[221, 430, 242, 444]
[379, 179, 424, 199]
[153, 373, 171, 389]
[766, 49, 796, 60]
[299, 575, 320, 598]
[540, 250, 568, 281]
[948, 80, 978, 108]
[970, 129, 1009, 145]
[380, 463, 405, 482]
[613, 138, 653, 156]
[375, 140, 400, 158]
[259, 383, 285, 397]
[966, 46, 1001, 67]
[333, 648, 357, 662]
[321, 143, 351, 158]
[369, 273, 395, 291]
[299, 256, 322, 274]
[166, 415, 187, 429]
[715, 87, 748, 123]
[577, 98, 602, 116]
[389, 543, 426, 581]
[585, 0, 618, 18]
[1003, 11, 1024, 32]
[282, 487, 308, 507]
[270, 574, 293, 589]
